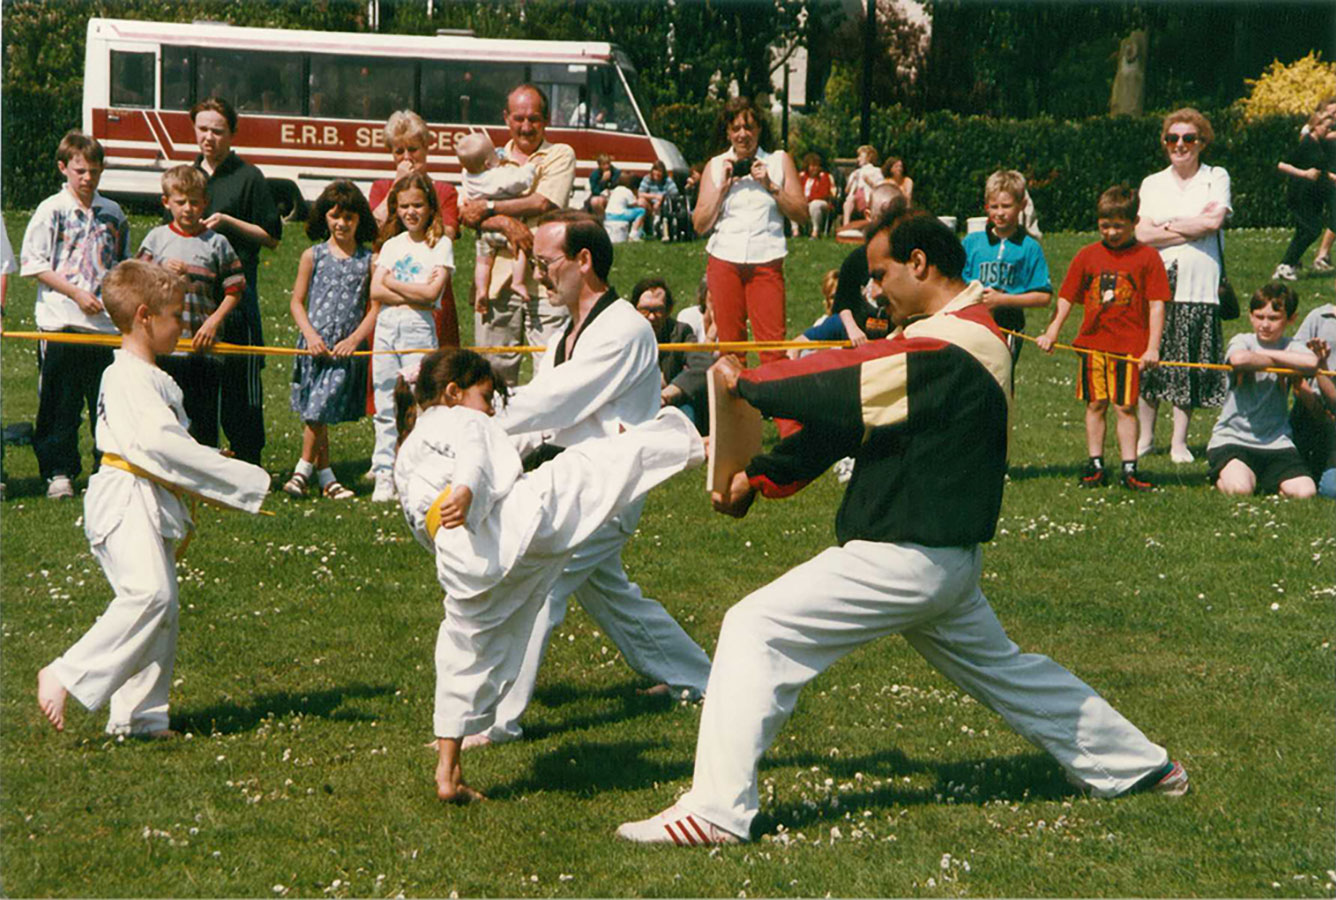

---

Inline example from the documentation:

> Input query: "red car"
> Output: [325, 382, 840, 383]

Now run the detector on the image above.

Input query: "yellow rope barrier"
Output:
[3, 328, 1330, 377]
[994, 327, 1333, 378]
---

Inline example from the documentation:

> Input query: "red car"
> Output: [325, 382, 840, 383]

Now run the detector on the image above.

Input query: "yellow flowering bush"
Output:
[1235, 52, 1336, 120]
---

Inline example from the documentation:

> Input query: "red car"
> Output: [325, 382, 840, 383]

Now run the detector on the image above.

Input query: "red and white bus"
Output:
[84, 17, 687, 216]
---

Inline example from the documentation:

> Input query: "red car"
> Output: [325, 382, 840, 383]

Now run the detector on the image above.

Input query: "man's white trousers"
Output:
[679, 540, 1170, 839]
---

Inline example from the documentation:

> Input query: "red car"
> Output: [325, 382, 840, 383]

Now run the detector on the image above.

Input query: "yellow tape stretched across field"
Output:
[0, 330, 849, 357]
[2, 328, 1331, 378]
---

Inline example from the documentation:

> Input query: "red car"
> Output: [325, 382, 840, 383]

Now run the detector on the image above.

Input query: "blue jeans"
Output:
[1318, 467, 1336, 499]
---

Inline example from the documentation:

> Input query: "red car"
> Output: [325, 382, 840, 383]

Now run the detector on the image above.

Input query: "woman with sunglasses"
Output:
[1134, 107, 1231, 463]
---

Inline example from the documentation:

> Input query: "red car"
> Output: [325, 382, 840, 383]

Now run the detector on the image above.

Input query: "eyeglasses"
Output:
[1163, 133, 1199, 145]
[532, 254, 566, 276]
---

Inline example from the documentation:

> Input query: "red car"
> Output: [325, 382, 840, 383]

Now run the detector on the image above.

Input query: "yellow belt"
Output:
[100, 452, 271, 558]
[424, 486, 453, 540]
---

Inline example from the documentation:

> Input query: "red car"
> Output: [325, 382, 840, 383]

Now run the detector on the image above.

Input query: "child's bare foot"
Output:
[37, 667, 67, 731]
[436, 779, 487, 803]
[637, 683, 672, 697]
[435, 739, 486, 802]
[460, 732, 493, 750]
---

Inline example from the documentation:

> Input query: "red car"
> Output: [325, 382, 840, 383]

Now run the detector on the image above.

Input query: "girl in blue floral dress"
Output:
[285, 181, 378, 499]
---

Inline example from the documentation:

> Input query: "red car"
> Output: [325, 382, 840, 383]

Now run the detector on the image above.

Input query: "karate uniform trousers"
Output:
[679, 540, 1172, 839]
[483, 297, 712, 742]
[425, 408, 705, 737]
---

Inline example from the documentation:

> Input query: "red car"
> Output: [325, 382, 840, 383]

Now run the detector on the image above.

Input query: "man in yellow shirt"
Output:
[460, 83, 576, 384]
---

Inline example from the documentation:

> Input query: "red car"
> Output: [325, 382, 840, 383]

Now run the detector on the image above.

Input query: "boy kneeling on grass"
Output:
[37, 259, 270, 737]
[1038, 185, 1168, 491]
[1206, 282, 1318, 498]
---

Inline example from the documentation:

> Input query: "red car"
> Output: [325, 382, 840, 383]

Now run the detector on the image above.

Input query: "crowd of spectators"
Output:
[11, 82, 1336, 504]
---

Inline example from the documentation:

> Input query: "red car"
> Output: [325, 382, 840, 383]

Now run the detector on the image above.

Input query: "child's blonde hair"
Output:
[161, 164, 208, 199]
[856, 144, 880, 166]
[984, 170, 1026, 203]
[102, 260, 185, 333]
[376, 172, 444, 250]
[821, 269, 839, 313]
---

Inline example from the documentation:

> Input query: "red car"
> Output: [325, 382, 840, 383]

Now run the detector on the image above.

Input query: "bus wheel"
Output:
[270, 181, 307, 222]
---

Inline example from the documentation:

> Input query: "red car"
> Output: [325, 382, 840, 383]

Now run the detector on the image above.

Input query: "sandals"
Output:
[282, 471, 309, 497]
[322, 480, 354, 500]
[283, 472, 355, 500]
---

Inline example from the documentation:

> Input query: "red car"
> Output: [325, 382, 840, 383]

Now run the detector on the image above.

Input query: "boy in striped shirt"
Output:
[136, 165, 244, 446]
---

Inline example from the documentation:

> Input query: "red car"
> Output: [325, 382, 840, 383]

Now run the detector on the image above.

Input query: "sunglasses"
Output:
[1163, 133, 1199, 145]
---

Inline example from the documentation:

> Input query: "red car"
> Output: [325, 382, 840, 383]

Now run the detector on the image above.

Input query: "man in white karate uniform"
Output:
[465, 210, 712, 747]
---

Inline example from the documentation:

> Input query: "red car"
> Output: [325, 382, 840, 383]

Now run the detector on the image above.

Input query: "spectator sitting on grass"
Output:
[785, 269, 840, 359]
[1206, 282, 1319, 498]
[604, 172, 646, 242]
[587, 152, 619, 218]
[1290, 283, 1336, 497]
[632, 276, 700, 402]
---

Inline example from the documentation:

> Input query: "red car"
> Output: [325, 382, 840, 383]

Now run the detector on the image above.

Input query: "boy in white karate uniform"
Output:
[36, 260, 271, 736]
[393, 347, 704, 801]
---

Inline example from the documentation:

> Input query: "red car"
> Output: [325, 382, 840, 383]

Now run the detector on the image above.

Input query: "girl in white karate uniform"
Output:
[393, 348, 703, 801]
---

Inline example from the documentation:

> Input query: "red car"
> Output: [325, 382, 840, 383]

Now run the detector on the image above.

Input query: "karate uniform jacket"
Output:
[395, 405, 534, 600]
[497, 289, 659, 460]
[85, 351, 270, 546]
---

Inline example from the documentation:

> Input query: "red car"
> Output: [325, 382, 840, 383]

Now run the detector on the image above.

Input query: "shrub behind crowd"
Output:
[790, 103, 1303, 231]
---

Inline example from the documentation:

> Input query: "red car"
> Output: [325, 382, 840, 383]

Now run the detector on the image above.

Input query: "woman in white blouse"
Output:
[1135, 108, 1231, 463]
[693, 96, 807, 365]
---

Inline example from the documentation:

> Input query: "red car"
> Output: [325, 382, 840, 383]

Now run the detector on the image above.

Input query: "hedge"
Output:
[792, 104, 1302, 231]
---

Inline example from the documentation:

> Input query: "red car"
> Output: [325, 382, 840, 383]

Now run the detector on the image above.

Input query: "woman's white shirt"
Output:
[1137, 163, 1231, 304]
[705, 147, 788, 264]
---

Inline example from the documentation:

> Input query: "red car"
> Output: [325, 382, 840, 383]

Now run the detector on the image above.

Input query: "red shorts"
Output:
[1076, 351, 1139, 407]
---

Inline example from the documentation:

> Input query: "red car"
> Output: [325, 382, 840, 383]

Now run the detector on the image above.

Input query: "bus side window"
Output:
[161, 45, 192, 110]
[309, 55, 414, 121]
[420, 61, 522, 126]
[196, 49, 302, 115]
[110, 50, 155, 108]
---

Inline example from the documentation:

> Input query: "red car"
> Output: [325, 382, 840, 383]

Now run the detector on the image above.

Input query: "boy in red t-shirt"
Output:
[1038, 186, 1169, 490]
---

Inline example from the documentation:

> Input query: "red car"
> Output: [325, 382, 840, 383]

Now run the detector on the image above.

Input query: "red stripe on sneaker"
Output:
[664, 821, 686, 846]
[686, 815, 711, 844]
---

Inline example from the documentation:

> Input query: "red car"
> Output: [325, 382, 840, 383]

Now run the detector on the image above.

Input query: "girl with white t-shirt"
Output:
[369, 173, 453, 501]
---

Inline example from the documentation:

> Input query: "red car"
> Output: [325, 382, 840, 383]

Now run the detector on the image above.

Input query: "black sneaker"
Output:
[1121, 471, 1154, 492]
[1079, 465, 1107, 488]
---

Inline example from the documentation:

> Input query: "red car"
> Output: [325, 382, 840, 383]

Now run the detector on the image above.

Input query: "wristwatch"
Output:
[485, 201, 496, 218]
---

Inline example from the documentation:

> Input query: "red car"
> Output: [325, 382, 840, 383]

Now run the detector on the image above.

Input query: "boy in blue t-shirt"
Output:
[962, 170, 1051, 364]
[1207, 283, 1318, 498]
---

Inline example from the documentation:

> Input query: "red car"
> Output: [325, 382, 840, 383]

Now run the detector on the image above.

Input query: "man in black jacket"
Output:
[617, 212, 1187, 847]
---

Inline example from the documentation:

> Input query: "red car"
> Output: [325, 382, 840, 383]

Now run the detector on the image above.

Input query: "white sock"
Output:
[317, 467, 336, 488]
[295, 459, 315, 478]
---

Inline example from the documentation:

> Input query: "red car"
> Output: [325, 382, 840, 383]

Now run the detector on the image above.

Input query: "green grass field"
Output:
[1, 214, 1333, 897]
